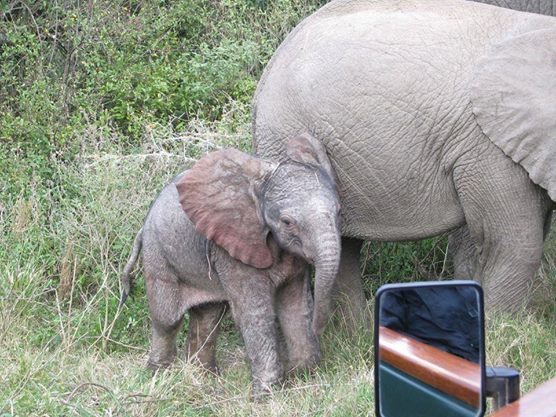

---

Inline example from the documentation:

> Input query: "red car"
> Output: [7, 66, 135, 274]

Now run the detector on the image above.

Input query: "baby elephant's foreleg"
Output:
[226, 279, 283, 399]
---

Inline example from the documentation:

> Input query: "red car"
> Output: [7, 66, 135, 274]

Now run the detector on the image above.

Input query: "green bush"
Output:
[0, 0, 327, 199]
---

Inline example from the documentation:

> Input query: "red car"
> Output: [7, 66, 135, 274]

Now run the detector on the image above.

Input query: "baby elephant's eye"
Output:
[280, 215, 295, 227]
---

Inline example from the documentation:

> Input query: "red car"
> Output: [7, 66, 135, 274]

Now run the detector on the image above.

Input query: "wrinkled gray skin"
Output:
[470, 0, 555, 15]
[121, 136, 341, 397]
[253, 0, 556, 334]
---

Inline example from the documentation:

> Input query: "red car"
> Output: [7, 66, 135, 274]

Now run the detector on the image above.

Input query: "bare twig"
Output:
[19, 1, 42, 43]
[47, 0, 59, 65]
[98, 335, 147, 353]
[440, 239, 450, 278]
[80, 152, 196, 168]
[282, 382, 331, 393]
[54, 290, 67, 345]
[121, 393, 172, 405]
[61, 382, 115, 404]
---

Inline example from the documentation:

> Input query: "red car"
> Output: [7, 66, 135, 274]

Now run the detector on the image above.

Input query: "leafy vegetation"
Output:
[0, 0, 327, 198]
[1, 1, 555, 416]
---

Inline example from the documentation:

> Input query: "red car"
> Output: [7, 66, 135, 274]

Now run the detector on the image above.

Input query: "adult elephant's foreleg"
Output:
[333, 237, 369, 333]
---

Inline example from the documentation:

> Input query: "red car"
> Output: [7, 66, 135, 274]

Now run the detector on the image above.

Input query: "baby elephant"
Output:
[120, 134, 342, 396]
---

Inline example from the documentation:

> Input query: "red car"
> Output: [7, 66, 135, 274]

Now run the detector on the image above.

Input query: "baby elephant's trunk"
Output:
[119, 228, 143, 307]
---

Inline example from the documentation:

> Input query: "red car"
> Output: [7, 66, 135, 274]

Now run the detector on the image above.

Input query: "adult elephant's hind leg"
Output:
[186, 302, 227, 373]
[333, 237, 369, 333]
[454, 156, 552, 311]
[449, 225, 478, 280]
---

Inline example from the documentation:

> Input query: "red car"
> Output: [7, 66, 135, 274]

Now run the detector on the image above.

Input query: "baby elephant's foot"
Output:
[186, 349, 220, 375]
[251, 369, 284, 402]
[204, 363, 220, 376]
[193, 359, 220, 376]
[251, 378, 283, 402]
[147, 349, 177, 374]
[147, 358, 173, 375]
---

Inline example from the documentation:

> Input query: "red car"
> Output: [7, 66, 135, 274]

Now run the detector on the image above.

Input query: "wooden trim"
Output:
[489, 376, 556, 417]
[379, 326, 481, 408]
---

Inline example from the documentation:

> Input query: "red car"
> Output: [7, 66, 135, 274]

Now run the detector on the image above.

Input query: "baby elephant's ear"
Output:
[286, 133, 337, 182]
[176, 149, 275, 269]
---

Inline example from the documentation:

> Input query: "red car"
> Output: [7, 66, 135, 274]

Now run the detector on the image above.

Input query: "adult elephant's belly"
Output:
[253, 0, 523, 241]
[308, 115, 473, 241]
[322, 139, 468, 241]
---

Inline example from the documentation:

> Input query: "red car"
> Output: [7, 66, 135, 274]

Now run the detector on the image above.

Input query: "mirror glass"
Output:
[375, 281, 485, 417]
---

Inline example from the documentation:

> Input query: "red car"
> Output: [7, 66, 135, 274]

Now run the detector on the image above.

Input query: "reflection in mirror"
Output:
[375, 281, 485, 417]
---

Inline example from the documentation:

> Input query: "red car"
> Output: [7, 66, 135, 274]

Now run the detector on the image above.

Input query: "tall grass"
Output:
[1, 119, 555, 415]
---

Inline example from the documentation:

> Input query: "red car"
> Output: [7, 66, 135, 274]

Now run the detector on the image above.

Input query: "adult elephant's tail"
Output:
[119, 227, 143, 307]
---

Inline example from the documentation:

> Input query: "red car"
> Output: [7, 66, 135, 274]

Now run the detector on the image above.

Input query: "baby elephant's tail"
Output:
[119, 228, 143, 307]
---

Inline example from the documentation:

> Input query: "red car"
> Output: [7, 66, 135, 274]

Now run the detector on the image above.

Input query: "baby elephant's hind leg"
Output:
[186, 302, 227, 373]
[146, 276, 185, 371]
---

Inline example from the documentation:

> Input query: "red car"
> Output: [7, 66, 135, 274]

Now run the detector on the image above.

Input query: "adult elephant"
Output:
[252, 0, 556, 335]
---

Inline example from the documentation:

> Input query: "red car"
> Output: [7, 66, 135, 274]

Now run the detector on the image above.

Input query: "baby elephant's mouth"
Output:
[288, 237, 302, 249]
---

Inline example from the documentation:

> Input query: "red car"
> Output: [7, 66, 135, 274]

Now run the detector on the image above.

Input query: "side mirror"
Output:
[375, 281, 486, 417]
